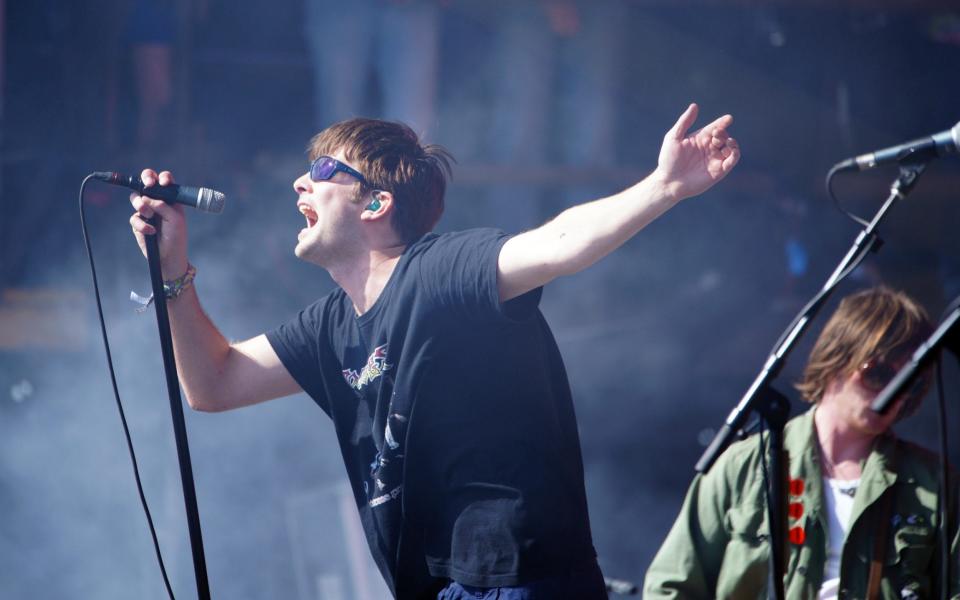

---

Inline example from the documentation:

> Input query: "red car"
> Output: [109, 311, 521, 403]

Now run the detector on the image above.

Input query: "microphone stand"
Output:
[694, 161, 928, 600]
[144, 217, 212, 600]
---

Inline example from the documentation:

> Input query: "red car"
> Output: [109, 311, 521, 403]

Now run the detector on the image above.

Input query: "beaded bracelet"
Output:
[163, 263, 197, 299]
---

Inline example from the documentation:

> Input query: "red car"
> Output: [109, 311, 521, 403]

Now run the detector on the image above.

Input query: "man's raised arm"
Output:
[497, 103, 739, 302]
[130, 169, 302, 412]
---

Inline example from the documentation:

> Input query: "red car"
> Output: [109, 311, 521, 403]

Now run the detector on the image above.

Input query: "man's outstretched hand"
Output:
[654, 103, 740, 201]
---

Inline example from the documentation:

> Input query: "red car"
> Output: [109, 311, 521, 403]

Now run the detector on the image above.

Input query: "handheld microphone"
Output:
[831, 121, 960, 173]
[92, 171, 226, 214]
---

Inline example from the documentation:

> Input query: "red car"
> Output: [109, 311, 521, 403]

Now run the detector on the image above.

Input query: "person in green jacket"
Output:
[644, 286, 958, 600]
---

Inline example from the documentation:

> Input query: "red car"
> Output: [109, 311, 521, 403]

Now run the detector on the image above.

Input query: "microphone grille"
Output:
[198, 188, 226, 213]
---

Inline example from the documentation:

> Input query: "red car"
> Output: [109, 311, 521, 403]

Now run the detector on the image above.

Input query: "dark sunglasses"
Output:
[310, 156, 368, 186]
[859, 357, 929, 410]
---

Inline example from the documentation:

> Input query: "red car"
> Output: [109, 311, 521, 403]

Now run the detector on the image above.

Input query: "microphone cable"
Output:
[79, 174, 177, 600]
[755, 418, 786, 600]
[825, 163, 870, 228]
[935, 357, 949, 600]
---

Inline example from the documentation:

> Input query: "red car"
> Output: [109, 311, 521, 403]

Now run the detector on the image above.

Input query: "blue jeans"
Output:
[436, 563, 607, 599]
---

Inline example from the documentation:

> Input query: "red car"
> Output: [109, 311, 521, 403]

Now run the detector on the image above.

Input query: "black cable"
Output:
[757, 420, 779, 598]
[758, 420, 769, 508]
[79, 174, 176, 600]
[936, 354, 950, 600]
[825, 163, 870, 228]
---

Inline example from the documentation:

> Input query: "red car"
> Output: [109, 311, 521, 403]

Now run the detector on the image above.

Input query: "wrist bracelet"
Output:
[163, 263, 197, 299]
[130, 263, 196, 313]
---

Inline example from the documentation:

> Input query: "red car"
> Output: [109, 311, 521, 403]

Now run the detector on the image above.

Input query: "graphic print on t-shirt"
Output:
[342, 344, 406, 509]
[342, 344, 393, 390]
[369, 410, 408, 507]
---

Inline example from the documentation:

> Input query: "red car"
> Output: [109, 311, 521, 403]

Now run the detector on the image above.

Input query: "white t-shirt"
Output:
[819, 478, 860, 600]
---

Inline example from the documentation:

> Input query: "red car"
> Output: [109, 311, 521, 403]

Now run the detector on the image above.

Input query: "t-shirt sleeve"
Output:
[416, 228, 541, 322]
[264, 296, 332, 416]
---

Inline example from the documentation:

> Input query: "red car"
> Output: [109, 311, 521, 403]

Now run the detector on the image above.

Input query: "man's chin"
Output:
[294, 243, 314, 262]
[294, 242, 326, 267]
[857, 414, 892, 436]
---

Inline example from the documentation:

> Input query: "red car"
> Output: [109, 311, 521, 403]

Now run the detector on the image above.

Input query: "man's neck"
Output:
[813, 406, 875, 479]
[329, 245, 407, 315]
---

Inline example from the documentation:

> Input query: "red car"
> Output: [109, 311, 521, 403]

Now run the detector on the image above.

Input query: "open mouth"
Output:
[298, 204, 318, 229]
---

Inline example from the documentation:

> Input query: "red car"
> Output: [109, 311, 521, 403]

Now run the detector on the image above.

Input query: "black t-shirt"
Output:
[266, 229, 597, 598]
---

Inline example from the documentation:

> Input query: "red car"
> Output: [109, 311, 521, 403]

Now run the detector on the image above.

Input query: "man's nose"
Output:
[293, 172, 312, 194]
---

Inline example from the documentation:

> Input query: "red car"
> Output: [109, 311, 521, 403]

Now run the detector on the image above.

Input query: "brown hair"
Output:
[308, 118, 453, 244]
[795, 286, 933, 415]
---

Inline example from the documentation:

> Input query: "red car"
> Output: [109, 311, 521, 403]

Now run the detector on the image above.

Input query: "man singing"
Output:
[130, 104, 739, 599]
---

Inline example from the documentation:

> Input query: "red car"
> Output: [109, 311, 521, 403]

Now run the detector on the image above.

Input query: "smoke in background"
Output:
[3, 1, 960, 598]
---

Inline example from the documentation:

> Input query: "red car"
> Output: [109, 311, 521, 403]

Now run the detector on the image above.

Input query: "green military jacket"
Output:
[644, 408, 958, 600]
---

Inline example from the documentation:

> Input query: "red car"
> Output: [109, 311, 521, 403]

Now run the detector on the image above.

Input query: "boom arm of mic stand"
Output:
[872, 302, 960, 415]
[144, 220, 212, 600]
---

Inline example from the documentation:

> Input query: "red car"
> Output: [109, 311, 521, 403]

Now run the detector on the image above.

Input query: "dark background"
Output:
[1, 1, 959, 598]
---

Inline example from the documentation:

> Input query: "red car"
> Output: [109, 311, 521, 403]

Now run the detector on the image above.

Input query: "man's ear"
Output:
[361, 190, 393, 220]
